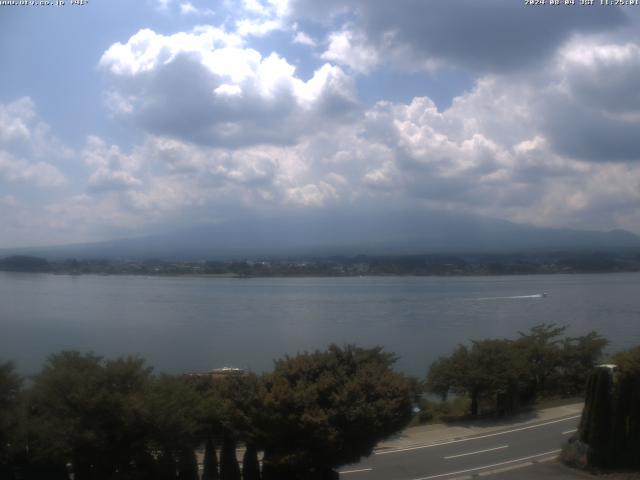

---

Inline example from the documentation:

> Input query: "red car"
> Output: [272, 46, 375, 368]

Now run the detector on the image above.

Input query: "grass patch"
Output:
[409, 396, 471, 426]
[409, 395, 583, 427]
[533, 396, 583, 410]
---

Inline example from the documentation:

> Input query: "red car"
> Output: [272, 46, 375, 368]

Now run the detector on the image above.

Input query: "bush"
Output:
[417, 409, 433, 424]
[261, 344, 413, 479]
[560, 437, 588, 469]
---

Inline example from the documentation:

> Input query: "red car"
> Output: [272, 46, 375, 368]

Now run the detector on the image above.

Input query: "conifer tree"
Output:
[242, 444, 260, 480]
[577, 347, 640, 470]
[177, 449, 199, 480]
[0, 362, 21, 475]
[612, 346, 640, 468]
[220, 435, 241, 480]
[578, 367, 598, 444]
[587, 368, 613, 467]
[155, 451, 177, 480]
[202, 436, 219, 480]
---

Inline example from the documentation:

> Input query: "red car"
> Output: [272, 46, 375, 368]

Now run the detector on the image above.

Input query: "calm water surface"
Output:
[2, 272, 640, 376]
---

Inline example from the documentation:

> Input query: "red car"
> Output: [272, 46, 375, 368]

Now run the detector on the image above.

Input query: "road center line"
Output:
[375, 415, 580, 455]
[562, 428, 578, 435]
[410, 449, 561, 480]
[444, 444, 508, 459]
[339, 468, 373, 475]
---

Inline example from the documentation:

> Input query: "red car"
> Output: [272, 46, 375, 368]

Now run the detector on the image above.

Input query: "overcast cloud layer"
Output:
[1, 0, 640, 248]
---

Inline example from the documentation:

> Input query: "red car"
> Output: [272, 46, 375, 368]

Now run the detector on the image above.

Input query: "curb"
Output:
[444, 454, 559, 480]
[374, 413, 582, 455]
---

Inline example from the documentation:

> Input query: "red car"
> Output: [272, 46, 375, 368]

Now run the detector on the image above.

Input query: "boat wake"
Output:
[476, 293, 547, 301]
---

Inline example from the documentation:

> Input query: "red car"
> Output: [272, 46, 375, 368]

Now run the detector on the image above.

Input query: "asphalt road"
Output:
[339, 414, 581, 480]
[483, 461, 596, 480]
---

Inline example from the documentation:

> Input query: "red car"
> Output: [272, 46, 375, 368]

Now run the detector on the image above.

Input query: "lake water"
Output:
[2, 272, 640, 377]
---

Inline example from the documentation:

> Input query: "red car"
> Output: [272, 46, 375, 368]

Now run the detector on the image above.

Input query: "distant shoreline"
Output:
[2, 252, 640, 278]
[2, 269, 640, 279]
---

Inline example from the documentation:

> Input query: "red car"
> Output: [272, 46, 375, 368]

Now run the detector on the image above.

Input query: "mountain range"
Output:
[2, 209, 640, 260]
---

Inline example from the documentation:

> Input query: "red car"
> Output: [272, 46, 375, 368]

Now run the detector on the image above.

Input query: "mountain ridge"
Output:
[3, 210, 640, 260]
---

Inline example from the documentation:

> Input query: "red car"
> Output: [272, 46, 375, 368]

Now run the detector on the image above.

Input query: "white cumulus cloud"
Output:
[321, 29, 379, 74]
[99, 27, 358, 147]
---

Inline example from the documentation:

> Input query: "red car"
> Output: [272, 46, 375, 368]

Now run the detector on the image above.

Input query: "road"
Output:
[339, 414, 580, 480]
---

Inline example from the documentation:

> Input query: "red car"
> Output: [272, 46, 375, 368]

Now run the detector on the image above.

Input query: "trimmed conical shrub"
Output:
[579, 369, 598, 443]
[586, 368, 613, 467]
[220, 436, 241, 480]
[177, 449, 199, 480]
[577, 362, 640, 469]
[202, 437, 219, 480]
[155, 451, 177, 480]
[242, 444, 260, 480]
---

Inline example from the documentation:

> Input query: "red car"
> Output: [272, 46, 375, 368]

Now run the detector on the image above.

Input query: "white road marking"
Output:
[339, 468, 373, 475]
[562, 429, 578, 435]
[443, 445, 508, 460]
[410, 449, 561, 480]
[375, 415, 580, 455]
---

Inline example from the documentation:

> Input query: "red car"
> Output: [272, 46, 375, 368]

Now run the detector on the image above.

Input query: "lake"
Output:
[2, 272, 640, 377]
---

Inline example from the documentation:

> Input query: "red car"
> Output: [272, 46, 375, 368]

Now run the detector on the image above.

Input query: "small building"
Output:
[186, 367, 245, 381]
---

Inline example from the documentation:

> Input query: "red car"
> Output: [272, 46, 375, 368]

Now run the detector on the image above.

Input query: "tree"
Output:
[516, 324, 567, 400]
[98, 356, 155, 476]
[580, 367, 614, 467]
[143, 374, 204, 478]
[260, 344, 412, 479]
[190, 376, 222, 480]
[0, 255, 50, 272]
[426, 349, 468, 402]
[26, 351, 206, 479]
[577, 346, 640, 469]
[560, 332, 608, 396]
[177, 449, 199, 480]
[0, 362, 22, 477]
[242, 444, 260, 480]
[220, 437, 241, 480]
[611, 346, 640, 468]
[427, 340, 527, 416]
[30, 352, 159, 478]
[202, 437, 219, 480]
[27, 351, 105, 479]
[191, 372, 264, 480]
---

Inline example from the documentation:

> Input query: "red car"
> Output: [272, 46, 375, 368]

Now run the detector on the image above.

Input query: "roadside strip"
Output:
[339, 468, 373, 475]
[443, 445, 508, 460]
[375, 415, 580, 456]
[410, 449, 561, 480]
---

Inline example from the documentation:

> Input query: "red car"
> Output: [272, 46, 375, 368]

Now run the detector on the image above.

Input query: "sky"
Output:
[1, 0, 640, 248]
